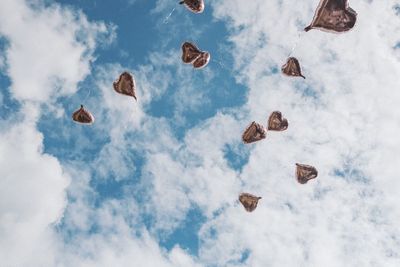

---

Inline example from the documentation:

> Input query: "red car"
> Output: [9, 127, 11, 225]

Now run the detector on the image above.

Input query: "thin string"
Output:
[287, 30, 304, 58]
[163, 7, 176, 24]
[66, 100, 74, 124]
[213, 46, 233, 73]
[82, 87, 91, 104]
[213, 59, 230, 72]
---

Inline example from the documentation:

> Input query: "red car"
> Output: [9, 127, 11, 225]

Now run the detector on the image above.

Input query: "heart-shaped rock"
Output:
[181, 42, 202, 64]
[268, 111, 289, 131]
[193, 51, 210, 69]
[296, 163, 318, 184]
[72, 105, 94, 124]
[305, 0, 357, 33]
[113, 72, 137, 100]
[281, 57, 305, 79]
[239, 193, 262, 212]
[179, 0, 204, 14]
[242, 121, 267, 144]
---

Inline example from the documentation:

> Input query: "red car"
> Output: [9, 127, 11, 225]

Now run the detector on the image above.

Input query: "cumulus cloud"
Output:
[3, 0, 400, 266]
[57, 163, 200, 267]
[54, 0, 400, 265]
[0, 0, 113, 103]
[0, 105, 69, 266]
[191, 0, 400, 266]
[0, 0, 116, 266]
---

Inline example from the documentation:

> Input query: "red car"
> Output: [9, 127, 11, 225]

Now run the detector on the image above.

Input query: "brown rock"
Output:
[281, 57, 305, 79]
[242, 122, 267, 144]
[239, 193, 262, 212]
[179, 0, 205, 14]
[113, 72, 137, 100]
[268, 111, 288, 131]
[181, 42, 202, 64]
[193, 51, 210, 69]
[296, 163, 318, 184]
[305, 0, 357, 33]
[72, 105, 94, 124]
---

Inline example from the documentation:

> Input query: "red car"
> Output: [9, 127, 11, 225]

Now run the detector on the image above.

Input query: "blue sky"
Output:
[38, 0, 245, 258]
[1, 0, 400, 266]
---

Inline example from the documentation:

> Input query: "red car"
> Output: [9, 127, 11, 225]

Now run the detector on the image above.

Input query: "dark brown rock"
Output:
[193, 51, 210, 69]
[179, 0, 204, 14]
[181, 42, 202, 64]
[268, 111, 288, 131]
[281, 57, 305, 79]
[296, 163, 318, 184]
[72, 105, 94, 124]
[305, 0, 357, 33]
[113, 72, 137, 100]
[242, 122, 267, 144]
[239, 193, 262, 212]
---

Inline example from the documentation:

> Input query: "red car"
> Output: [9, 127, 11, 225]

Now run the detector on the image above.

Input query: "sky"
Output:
[1, 0, 400, 266]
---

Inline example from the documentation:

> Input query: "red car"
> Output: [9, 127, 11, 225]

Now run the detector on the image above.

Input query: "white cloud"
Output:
[0, 105, 69, 266]
[0, 0, 113, 103]
[189, 0, 400, 266]
[3, 0, 400, 266]
[0, 0, 117, 266]
[66, 1, 400, 264]
[57, 165, 201, 267]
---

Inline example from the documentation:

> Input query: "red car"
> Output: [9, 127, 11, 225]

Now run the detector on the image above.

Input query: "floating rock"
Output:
[268, 111, 288, 131]
[281, 57, 305, 79]
[239, 193, 262, 212]
[181, 42, 210, 69]
[72, 105, 94, 124]
[296, 163, 318, 184]
[242, 121, 267, 144]
[113, 72, 137, 100]
[193, 52, 210, 69]
[179, 0, 205, 14]
[181, 42, 202, 64]
[305, 0, 357, 33]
